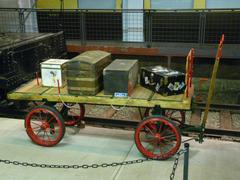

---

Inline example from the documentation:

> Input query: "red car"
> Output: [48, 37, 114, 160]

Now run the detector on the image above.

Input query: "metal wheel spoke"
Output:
[158, 145, 165, 157]
[47, 117, 54, 123]
[162, 134, 176, 139]
[144, 124, 155, 136]
[157, 122, 164, 133]
[32, 126, 41, 131]
[45, 131, 51, 141]
[36, 128, 42, 136]
[160, 128, 170, 136]
[152, 145, 159, 154]
[143, 136, 156, 143]
[39, 111, 43, 121]
[31, 122, 41, 127]
[160, 142, 173, 153]
[42, 131, 46, 140]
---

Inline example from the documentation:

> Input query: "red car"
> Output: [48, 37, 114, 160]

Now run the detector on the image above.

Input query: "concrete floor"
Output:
[0, 117, 240, 180]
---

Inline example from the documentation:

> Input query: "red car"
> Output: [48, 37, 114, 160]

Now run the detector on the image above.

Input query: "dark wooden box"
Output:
[140, 66, 186, 96]
[103, 59, 139, 96]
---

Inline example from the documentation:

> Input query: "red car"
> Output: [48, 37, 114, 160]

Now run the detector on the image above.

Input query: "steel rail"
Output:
[0, 106, 239, 139]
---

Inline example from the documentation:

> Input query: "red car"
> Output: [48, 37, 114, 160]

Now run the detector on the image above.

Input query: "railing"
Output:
[1, 8, 240, 45]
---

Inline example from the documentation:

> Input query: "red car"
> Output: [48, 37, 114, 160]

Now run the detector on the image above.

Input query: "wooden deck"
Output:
[7, 79, 193, 110]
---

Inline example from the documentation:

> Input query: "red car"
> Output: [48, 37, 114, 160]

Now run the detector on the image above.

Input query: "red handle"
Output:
[216, 34, 224, 60]
[186, 48, 194, 98]
[35, 72, 39, 86]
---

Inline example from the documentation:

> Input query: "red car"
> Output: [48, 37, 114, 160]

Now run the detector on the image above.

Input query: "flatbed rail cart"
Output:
[7, 35, 224, 160]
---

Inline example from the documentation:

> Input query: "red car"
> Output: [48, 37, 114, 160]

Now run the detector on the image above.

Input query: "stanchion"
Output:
[183, 143, 190, 180]
[170, 143, 190, 180]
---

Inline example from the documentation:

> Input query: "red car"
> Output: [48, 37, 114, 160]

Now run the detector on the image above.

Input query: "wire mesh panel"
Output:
[37, 10, 63, 33]
[1, 8, 240, 45]
[151, 12, 200, 43]
[0, 9, 20, 33]
[37, 10, 82, 39]
[204, 12, 240, 44]
[122, 10, 144, 42]
[62, 10, 82, 39]
[85, 11, 122, 41]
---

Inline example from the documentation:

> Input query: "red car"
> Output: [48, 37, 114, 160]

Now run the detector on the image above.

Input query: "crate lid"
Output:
[105, 59, 138, 71]
[71, 50, 111, 64]
[41, 59, 69, 65]
[142, 65, 185, 76]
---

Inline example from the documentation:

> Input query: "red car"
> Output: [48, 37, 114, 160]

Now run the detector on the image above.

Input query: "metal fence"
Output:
[1, 8, 240, 45]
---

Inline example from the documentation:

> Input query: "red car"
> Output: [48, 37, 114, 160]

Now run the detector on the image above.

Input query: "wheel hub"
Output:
[41, 121, 49, 130]
[155, 133, 164, 141]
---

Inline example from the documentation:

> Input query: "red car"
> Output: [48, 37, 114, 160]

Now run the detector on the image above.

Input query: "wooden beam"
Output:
[67, 45, 161, 56]
[193, 0, 206, 9]
[190, 109, 201, 126]
[220, 111, 232, 129]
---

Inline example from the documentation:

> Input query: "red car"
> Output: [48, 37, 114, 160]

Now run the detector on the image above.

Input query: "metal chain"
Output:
[169, 149, 186, 180]
[0, 158, 150, 169]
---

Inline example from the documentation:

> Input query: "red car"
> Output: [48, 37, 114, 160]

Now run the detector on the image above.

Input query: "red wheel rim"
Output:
[144, 108, 185, 125]
[135, 117, 181, 160]
[165, 110, 185, 125]
[25, 107, 64, 146]
[61, 104, 85, 126]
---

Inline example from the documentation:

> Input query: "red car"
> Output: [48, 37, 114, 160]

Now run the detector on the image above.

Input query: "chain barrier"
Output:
[169, 149, 186, 180]
[0, 158, 151, 169]
[1, 147, 189, 180]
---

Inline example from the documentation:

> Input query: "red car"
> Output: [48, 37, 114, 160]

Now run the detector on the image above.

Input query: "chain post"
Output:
[183, 143, 190, 180]
[170, 143, 190, 180]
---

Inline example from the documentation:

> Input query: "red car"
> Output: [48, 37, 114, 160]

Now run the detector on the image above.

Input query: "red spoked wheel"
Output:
[25, 105, 65, 147]
[144, 108, 185, 126]
[135, 116, 181, 160]
[59, 103, 85, 126]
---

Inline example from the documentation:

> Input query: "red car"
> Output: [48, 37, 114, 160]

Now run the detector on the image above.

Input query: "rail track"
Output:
[0, 102, 239, 142]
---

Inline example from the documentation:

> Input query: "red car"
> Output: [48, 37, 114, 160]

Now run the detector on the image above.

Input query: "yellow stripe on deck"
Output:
[7, 79, 193, 110]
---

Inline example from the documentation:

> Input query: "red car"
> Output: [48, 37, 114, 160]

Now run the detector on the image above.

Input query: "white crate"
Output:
[41, 59, 69, 87]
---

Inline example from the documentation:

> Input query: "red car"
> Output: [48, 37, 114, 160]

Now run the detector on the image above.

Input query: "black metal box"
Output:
[103, 59, 139, 96]
[0, 32, 66, 101]
[140, 66, 186, 96]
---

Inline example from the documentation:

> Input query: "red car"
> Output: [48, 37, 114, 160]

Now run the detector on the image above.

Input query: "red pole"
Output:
[36, 72, 39, 86]
[186, 55, 190, 98]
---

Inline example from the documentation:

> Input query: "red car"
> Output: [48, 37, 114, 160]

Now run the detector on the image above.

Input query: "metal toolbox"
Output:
[103, 59, 139, 96]
[67, 50, 111, 95]
[140, 66, 186, 96]
[41, 59, 69, 87]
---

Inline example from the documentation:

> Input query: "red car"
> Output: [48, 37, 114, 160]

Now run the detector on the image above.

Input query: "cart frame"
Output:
[7, 35, 224, 159]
